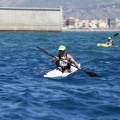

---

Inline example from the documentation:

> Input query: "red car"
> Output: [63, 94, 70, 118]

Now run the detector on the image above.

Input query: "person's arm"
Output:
[68, 54, 81, 69]
[51, 56, 59, 63]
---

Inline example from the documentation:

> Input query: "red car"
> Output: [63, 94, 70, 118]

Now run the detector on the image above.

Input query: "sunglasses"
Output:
[59, 50, 65, 52]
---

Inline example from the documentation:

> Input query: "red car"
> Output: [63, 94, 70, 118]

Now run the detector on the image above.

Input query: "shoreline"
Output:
[62, 28, 120, 32]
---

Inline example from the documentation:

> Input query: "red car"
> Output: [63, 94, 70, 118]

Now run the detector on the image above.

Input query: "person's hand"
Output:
[77, 66, 81, 70]
[54, 56, 59, 61]
[52, 56, 59, 63]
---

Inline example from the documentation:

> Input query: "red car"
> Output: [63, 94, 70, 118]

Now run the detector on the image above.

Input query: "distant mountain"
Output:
[0, 0, 120, 20]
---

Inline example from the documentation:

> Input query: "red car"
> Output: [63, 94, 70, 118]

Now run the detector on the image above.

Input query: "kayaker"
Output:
[51, 45, 81, 73]
[107, 37, 114, 46]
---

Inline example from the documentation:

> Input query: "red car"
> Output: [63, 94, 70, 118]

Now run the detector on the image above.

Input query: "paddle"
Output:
[36, 47, 100, 77]
[111, 32, 119, 42]
[113, 32, 119, 38]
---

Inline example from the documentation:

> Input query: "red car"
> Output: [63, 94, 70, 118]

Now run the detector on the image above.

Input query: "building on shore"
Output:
[63, 17, 120, 31]
[0, 7, 63, 32]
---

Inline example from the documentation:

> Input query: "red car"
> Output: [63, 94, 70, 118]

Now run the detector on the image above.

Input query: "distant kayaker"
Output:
[51, 45, 81, 73]
[107, 37, 114, 46]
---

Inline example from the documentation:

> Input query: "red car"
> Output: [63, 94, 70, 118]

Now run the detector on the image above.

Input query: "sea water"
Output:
[0, 31, 120, 120]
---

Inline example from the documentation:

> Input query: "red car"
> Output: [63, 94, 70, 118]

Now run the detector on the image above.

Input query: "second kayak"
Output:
[97, 43, 112, 47]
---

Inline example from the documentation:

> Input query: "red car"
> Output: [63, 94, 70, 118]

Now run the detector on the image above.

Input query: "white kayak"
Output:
[43, 64, 80, 78]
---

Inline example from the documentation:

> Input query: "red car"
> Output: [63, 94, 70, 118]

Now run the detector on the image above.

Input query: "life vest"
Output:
[56, 53, 71, 71]
[108, 41, 112, 45]
[107, 39, 113, 45]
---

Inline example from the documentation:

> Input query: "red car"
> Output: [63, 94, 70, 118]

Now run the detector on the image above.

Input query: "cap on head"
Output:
[58, 45, 66, 51]
[108, 37, 111, 39]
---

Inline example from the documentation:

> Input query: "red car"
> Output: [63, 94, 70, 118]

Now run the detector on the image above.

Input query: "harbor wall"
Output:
[0, 7, 62, 32]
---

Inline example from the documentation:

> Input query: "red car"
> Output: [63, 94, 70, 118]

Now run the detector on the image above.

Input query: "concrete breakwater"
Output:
[0, 7, 62, 32]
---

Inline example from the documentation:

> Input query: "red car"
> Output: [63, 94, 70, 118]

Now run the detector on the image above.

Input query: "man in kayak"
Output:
[107, 37, 114, 46]
[51, 45, 81, 73]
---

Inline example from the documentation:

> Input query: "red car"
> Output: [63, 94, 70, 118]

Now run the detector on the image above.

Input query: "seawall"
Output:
[0, 7, 62, 32]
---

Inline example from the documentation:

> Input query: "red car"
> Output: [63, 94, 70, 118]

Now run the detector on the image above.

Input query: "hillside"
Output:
[0, 0, 120, 20]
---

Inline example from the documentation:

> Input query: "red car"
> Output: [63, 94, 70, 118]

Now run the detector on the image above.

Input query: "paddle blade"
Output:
[113, 33, 119, 37]
[81, 69, 100, 77]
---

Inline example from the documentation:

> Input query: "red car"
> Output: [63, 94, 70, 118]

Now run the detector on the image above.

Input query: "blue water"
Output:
[0, 31, 120, 120]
